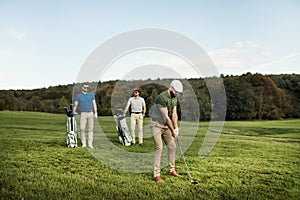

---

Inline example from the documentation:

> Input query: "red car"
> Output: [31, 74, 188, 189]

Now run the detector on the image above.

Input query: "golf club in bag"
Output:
[176, 137, 199, 185]
[63, 104, 77, 148]
[114, 109, 132, 146]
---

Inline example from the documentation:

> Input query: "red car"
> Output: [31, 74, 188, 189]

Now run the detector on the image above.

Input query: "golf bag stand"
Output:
[63, 104, 77, 148]
[114, 109, 132, 146]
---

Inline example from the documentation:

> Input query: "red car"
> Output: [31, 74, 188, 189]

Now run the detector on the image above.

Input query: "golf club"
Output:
[176, 137, 199, 185]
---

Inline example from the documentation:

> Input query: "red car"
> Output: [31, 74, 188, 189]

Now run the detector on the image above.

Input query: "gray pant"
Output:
[80, 112, 94, 147]
[130, 113, 143, 144]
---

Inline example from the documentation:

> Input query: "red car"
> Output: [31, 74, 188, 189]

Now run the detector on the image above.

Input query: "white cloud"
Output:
[6, 29, 26, 40]
[245, 40, 260, 48]
[261, 48, 272, 57]
[102, 49, 203, 80]
[234, 41, 244, 49]
[208, 48, 248, 57]
[0, 50, 13, 57]
[234, 40, 260, 49]
[208, 41, 300, 75]
[207, 40, 272, 73]
[252, 52, 300, 70]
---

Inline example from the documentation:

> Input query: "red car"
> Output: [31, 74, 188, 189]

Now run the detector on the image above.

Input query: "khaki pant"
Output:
[80, 112, 94, 147]
[150, 120, 176, 178]
[130, 113, 143, 144]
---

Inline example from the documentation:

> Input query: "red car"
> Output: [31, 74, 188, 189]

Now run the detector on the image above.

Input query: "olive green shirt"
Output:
[150, 91, 178, 125]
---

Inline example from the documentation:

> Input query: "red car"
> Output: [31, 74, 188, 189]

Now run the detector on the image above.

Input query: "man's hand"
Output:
[140, 114, 144, 120]
[94, 113, 98, 118]
[173, 128, 179, 138]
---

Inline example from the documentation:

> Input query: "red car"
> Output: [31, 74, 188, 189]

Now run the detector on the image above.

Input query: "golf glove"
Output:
[174, 128, 179, 138]
[94, 113, 98, 118]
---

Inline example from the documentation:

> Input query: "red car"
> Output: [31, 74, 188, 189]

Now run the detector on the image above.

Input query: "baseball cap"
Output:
[170, 80, 183, 93]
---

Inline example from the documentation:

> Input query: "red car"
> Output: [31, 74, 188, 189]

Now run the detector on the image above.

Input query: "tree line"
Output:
[0, 73, 299, 121]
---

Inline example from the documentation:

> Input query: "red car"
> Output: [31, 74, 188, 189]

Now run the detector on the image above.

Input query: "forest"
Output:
[0, 73, 299, 121]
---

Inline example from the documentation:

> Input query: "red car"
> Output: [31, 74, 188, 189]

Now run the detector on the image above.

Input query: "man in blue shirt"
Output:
[73, 83, 98, 148]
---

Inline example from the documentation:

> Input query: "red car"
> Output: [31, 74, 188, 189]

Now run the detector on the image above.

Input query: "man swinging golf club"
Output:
[150, 80, 183, 183]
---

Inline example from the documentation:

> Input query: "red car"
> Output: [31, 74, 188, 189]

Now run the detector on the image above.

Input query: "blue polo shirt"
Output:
[75, 92, 95, 112]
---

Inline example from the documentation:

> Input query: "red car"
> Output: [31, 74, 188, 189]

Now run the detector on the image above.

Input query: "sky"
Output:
[0, 0, 299, 90]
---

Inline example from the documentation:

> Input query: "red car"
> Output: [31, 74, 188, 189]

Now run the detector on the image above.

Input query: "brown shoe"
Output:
[139, 143, 144, 146]
[153, 176, 164, 183]
[168, 171, 180, 177]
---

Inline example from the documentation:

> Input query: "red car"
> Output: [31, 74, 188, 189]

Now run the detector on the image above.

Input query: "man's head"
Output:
[133, 87, 141, 97]
[169, 80, 183, 98]
[82, 83, 89, 93]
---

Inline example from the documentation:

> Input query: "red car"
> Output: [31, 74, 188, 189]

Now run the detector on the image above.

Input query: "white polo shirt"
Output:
[128, 97, 145, 113]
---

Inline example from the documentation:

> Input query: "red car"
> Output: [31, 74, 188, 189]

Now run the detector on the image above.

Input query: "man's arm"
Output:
[159, 107, 177, 137]
[172, 106, 178, 129]
[123, 101, 130, 116]
[73, 101, 78, 113]
[143, 101, 146, 116]
[92, 99, 97, 113]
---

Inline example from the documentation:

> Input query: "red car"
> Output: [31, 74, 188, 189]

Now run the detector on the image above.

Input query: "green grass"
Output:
[0, 111, 299, 199]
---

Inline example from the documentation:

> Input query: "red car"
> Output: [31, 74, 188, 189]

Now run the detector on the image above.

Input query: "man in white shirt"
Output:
[123, 87, 146, 146]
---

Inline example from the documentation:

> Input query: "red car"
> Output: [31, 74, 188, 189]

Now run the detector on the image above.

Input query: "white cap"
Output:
[170, 80, 183, 93]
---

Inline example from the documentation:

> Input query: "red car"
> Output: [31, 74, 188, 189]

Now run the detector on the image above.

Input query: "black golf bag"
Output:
[63, 104, 77, 148]
[114, 109, 132, 146]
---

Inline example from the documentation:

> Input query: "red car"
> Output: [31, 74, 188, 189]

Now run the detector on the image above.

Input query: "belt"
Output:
[132, 112, 142, 114]
[82, 110, 93, 112]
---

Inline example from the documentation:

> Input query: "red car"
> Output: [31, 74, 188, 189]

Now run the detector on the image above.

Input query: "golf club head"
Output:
[70, 104, 75, 110]
[63, 107, 74, 117]
[117, 109, 123, 116]
[63, 107, 68, 114]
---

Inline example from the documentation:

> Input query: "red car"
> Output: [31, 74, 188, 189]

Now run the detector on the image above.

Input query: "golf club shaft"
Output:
[176, 138, 193, 181]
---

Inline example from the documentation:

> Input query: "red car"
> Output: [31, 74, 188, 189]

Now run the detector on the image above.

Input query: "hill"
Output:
[0, 73, 299, 120]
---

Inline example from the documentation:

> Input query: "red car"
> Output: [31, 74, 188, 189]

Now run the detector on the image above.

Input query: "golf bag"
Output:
[63, 104, 77, 148]
[114, 109, 132, 146]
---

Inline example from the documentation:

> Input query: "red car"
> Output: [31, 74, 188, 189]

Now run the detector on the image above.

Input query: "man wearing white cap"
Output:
[150, 80, 183, 183]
